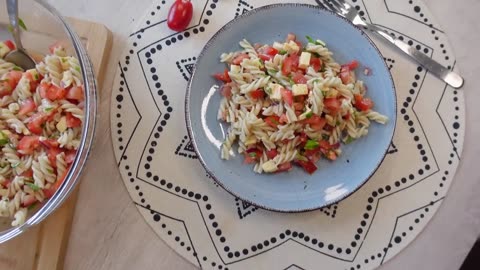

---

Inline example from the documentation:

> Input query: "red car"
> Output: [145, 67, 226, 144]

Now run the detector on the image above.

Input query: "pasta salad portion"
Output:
[0, 40, 84, 226]
[215, 33, 388, 174]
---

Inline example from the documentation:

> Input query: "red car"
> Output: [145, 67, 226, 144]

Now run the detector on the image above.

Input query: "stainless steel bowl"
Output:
[0, 0, 96, 243]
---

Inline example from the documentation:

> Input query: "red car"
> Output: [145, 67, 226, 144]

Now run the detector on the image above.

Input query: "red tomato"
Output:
[310, 57, 323, 72]
[324, 98, 341, 114]
[354, 94, 374, 111]
[18, 136, 41, 155]
[279, 114, 288, 124]
[4, 40, 15, 50]
[286, 33, 296, 42]
[294, 40, 303, 49]
[292, 72, 308, 84]
[298, 132, 308, 146]
[21, 169, 34, 178]
[27, 113, 47, 135]
[232, 53, 249, 65]
[293, 102, 304, 111]
[5, 70, 22, 89]
[258, 54, 272, 61]
[265, 115, 280, 128]
[244, 148, 262, 164]
[302, 114, 325, 126]
[277, 162, 293, 172]
[66, 112, 82, 128]
[18, 98, 36, 116]
[213, 68, 231, 83]
[343, 111, 351, 120]
[24, 72, 39, 91]
[297, 160, 318, 174]
[0, 81, 13, 98]
[326, 150, 337, 161]
[47, 147, 63, 168]
[266, 149, 278, 159]
[65, 151, 77, 164]
[264, 46, 278, 56]
[342, 60, 359, 70]
[319, 140, 332, 151]
[47, 84, 67, 101]
[281, 54, 299, 75]
[66, 85, 84, 101]
[219, 84, 232, 98]
[167, 0, 193, 32]
[22, 195, 37, 207]
[38, 82, 50, 99]
[339, 69, 353, 84]
[281, 89, 293, 106]
[40, 138, 60, 149]
[250, 89, 265, 99]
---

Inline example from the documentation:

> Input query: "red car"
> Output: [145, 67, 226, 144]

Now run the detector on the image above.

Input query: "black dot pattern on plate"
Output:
[175, 135, 198, 159]
[235, 0, 253, 17]
[319, 203, 338, 218]
[176, 57, 197, 81]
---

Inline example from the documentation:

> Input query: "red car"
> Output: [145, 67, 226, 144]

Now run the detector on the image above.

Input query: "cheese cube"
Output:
[298, 52, 311, 69]
[284, 40, 300, 54]
[292, 84, 308, 96]
[262, 160, 278, 173]
[230, 64, 241, 74]
[56, 116, 67, 133]
[272, 42, 284, 50]
[268, 83, 283, 101]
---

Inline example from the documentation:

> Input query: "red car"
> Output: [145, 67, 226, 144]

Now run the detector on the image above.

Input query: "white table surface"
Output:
[45, 0, 480, 269]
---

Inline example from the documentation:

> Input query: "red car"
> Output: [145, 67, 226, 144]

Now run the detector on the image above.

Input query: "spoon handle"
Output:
[6, 0, 26, 51]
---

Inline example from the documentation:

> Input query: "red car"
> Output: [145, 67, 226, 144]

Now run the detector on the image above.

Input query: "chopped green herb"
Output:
[295, 154, 308, 162]
[47, 168, 54, 174]
[26, 183, 40, 191]
[74, 66, 81, 72]
[305, 111, 313, 119]
[18, 18, 27, 31]
[11, 162, 20, 168]
[28, 203, 37, 210]
[306, 35, 315, 44]
[278, 49, 287, 55]
[289, 78, 295, 85]
[248, 152, 257, 157]
[267, 69, 277, 74]
[265, 87, 272, 95]
[34, 73, 39, 80]
[345, 136, 354, 144]
[44, 107, 53, 112]
[12, 66, 22, 71]
[304, 140, 320, 150]
[0, 139, 8, 146]
[0, 131, 8, 146]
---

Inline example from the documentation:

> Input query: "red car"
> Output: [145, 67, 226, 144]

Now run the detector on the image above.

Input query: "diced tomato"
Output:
[294, 95, 306, 103]
[21, 169, 33, 178]
[40, 138, 60, 149]
[232, 53, 249, 65]
[343, 112, 351, 120]
[38, 82, 50, 99]
[281, 54, 299, 75]
[5, 70, 23, 89]
[18, 98, 36, 116]
[219, 84, 232, 98]
[354, 94, 374, 111]
[286, 33, 296, 42]
[310, 57, 323, 72]
[258, 54, 272, 61]
[244, 148, 262, 164]
[277, 162, 293, 172]
[65, 151, 76, 164]
[324, 98, 341, 114]
[326, 150, 337, 161]
[213, 68, 231, 83]
[298, 132, 308, 147]
[24, 72, 39, 90]
[292, 72, 307, 84]
[302, 115, 327, 130]
[250, 89, 265, 99]
[281, 89, 293, 106]
[65, 85, 84, 101]
[342, 60, 359, 71]
[0, 81, 13, 98]
[319, 140, 332, 151]
[265, 115, 280, 128]
[279, 114, 288, 124]
[4, 40, 15, 50]
[27, 113, 47, 135]
[17, 136, 41, 155]
[266, 149, 278, 159]
[294, 40, 303, 49]
[264, 46, 278, 56]
[339, 69, 353, 84]
[297, 160, 318, 174]
[22, 195, 37, 207]
[47, 147, 63, 168]
[65, 113, 82, 128]
[46, 84, 67, 100]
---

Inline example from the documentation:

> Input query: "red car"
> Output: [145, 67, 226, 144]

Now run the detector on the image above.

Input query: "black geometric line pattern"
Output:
[111, 0, 464, 269]
[175, 135, 198, 159]
[235, 0, 253, 18]
[387, 142, 398, 154]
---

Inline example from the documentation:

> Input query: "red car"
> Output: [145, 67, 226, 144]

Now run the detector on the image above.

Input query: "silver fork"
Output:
[315, 0, 464, 89]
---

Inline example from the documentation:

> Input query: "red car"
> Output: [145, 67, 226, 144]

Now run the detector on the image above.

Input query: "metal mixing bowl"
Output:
[0, 0, 96, 243]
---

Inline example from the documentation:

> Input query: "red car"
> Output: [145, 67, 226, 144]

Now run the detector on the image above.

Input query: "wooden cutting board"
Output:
[0, 18, 112, 270]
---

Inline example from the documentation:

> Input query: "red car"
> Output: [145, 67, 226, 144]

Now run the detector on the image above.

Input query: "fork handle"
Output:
[367, 24, 464, 89]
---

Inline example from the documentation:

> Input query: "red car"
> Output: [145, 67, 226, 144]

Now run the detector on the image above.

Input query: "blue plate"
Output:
[185, 3, 396, 212]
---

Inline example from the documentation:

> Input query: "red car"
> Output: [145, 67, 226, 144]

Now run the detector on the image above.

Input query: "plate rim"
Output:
[185, 3, 398, 213]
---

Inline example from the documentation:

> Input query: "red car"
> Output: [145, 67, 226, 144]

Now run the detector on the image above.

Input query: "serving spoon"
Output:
[4, 0, 36, 70]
